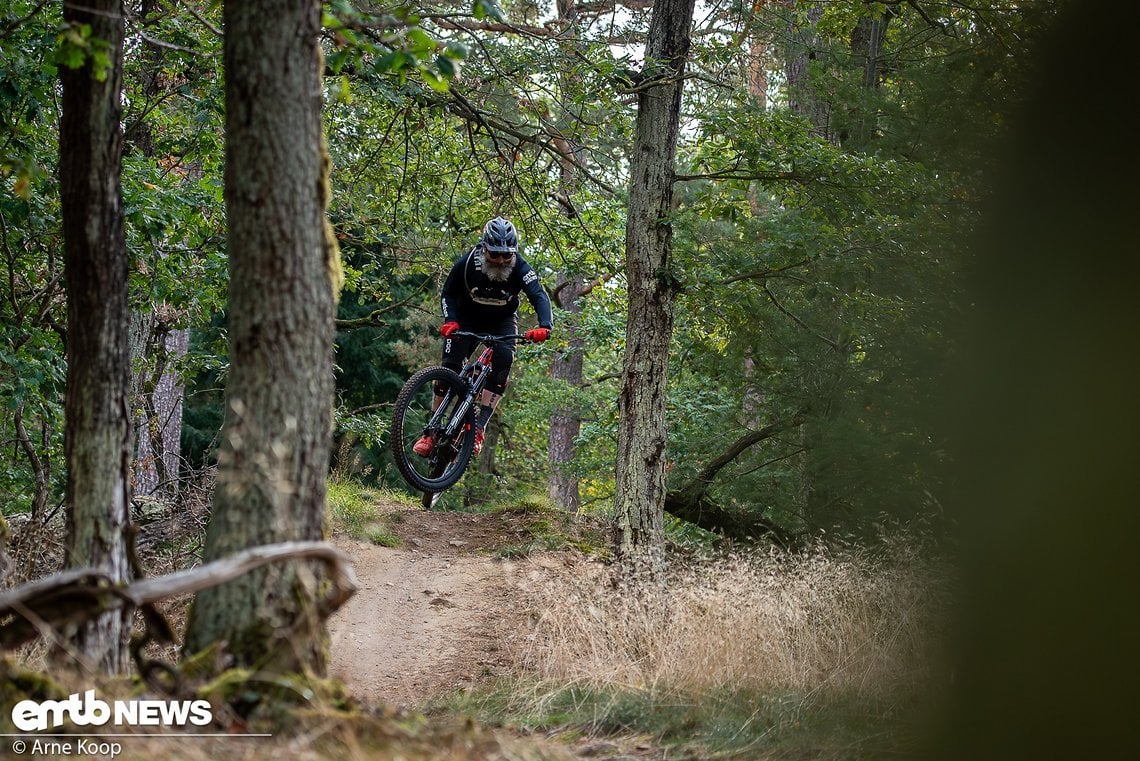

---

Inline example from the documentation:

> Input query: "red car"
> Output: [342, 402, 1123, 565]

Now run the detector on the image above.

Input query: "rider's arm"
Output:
[440, 251, 469, 323]
[518, 260, 554, 330]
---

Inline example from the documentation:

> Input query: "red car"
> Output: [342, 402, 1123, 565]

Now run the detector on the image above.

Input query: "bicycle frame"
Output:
[391, 331, 537, 502]
[426, 332, 526, 453]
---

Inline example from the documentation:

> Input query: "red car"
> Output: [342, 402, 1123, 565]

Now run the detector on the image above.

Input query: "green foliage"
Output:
[647, 0, 1045, 535]
[54, 21, 113, 80]
[1, 1, 61, 190]
[326, 476, 406, 546]
[322, 0, 468, 95]
[0, 4, 67, 514]
[0, 0, 1053, 542]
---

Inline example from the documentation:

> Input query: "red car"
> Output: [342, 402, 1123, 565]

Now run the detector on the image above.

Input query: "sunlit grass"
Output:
[326, 477, 410, 547]
[451, 532, 951, 757]
[461, 492, 609, 560]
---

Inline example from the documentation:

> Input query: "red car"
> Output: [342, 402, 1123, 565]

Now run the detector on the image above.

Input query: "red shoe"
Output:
[413, 435, 434, 457]
[472, 428, 485, 456]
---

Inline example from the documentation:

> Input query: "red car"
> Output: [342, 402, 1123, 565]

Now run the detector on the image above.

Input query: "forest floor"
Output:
[3, 493, 665, 761]
[321, 495, 654, 761]
[5, 491, 938, 759]
[327, 499, 549, 710]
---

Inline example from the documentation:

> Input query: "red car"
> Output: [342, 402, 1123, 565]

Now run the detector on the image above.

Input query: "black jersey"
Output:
[440, 245, 553, 329]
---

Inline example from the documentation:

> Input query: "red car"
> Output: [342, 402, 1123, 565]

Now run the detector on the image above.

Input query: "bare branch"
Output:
[174, 0, 223, 38]
[429, 15, 563, 38]
[763, 282, 841, 351]
[444, 89, 620, 197]
[720, 257, 811, 285]
[0, 541, 358, 650]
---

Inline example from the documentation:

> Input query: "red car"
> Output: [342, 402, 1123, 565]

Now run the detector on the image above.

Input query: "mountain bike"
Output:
[391, 332, 534, 508]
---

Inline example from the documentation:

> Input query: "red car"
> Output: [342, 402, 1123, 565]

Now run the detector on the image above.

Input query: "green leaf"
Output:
[407, 27, 437, 54]
[435, 55, 457, 80]
[473, 0, 505, 22]
[421, 70, 449, 93]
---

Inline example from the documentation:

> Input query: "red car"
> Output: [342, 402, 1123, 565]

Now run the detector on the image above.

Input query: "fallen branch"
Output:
[0, 541, 358, 650]
[665, 417, 805, 545]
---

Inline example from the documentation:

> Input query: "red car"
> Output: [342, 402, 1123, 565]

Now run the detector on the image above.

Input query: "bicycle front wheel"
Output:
[391, 366, 477, 494]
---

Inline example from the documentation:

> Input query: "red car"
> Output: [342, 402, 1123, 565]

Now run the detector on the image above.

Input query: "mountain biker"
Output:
[414, 216, 553, 458]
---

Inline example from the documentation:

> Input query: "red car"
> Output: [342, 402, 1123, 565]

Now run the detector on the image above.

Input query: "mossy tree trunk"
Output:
[613, 0, 697, 578]
[183, 0, 336, 674]
[59, 0, 132, 674]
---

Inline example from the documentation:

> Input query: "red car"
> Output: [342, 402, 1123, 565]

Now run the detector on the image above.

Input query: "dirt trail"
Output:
[327, 505, 540, 709]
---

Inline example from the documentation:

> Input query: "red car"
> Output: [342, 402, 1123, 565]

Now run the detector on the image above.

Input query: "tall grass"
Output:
[491, 534, 952, 755]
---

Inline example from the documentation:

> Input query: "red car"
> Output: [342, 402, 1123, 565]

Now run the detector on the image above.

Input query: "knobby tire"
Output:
[391, 365, 477, 495]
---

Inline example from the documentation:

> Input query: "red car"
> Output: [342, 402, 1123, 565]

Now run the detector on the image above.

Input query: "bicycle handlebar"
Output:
[451, 330, 536, 344]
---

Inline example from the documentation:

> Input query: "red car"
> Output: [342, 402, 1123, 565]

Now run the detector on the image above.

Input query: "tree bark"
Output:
[784, 1, 831, 140]
[58, 0, 132, 674]
[613, 0, 697, 577]
[548, 277, 585, 512]
[846, 2, 897, 146]
[183, 0, 336, 674]
[546, 0, 585, 514]
[664, 420, 800, 545]
[131, 315, 189, 497]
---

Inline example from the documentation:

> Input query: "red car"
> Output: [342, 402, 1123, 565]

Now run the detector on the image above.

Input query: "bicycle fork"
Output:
[429, 380, 480, 451]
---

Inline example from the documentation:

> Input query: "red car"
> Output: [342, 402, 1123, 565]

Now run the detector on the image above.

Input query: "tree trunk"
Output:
[613, 0, 697, 577]
[851, 4, 894, 91]
[548, 277, 584, 512]
[846, 3, 896, 146]
[58, 0, 132, 673]
[131, 315, 189, 497]
[477, 414, 503, 476]
[784, 1, 831, 141]
[183, 0, 336, 674]
[546, 0, 585, 514]
[127, 3, 189, 500]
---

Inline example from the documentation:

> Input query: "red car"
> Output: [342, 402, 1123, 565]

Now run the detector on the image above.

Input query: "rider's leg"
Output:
[437, 332, 472, 412]
[472, 334, 514, 455]
[415, 332, 473, 456]
[476, 389, 502, 428]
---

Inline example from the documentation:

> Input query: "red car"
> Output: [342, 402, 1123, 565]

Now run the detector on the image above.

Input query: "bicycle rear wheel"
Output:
[391, 366, 477, 494]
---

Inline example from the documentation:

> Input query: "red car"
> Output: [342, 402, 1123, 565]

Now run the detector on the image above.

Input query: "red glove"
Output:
[525, 327, 550, 343]
[440, 321, 460, 337]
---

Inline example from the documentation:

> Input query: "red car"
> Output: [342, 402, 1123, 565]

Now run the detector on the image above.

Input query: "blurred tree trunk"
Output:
[784, 1, 831, 141]
[548, 273, 584, 512]
[845, 2, 896, 147]
[59, 0, 132, 673]
[127, 0, 189, 499]
[183, 0, 337, 674]
[782, 0, 833, 529]
[613, 0, 697, 577]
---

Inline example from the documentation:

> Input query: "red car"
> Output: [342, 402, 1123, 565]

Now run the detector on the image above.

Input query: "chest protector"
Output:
[463, 250, 516, 307]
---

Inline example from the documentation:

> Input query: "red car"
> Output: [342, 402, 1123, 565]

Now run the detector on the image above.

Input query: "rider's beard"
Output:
[483, 256, 515, 282]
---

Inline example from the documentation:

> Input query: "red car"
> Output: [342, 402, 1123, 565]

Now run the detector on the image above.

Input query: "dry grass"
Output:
[487, 533, 953, 755]
[517, 541, 949, 700]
